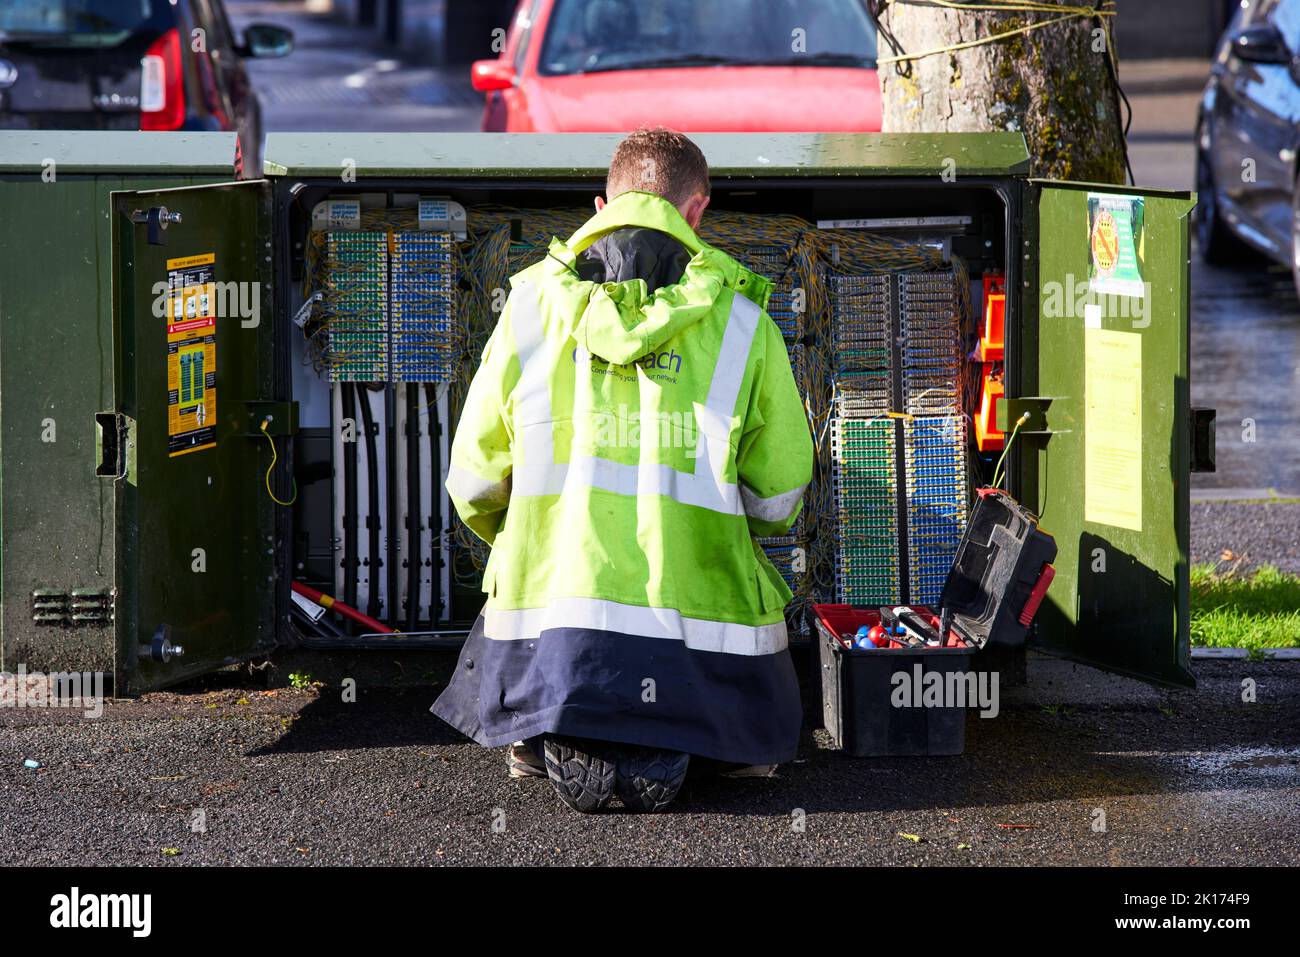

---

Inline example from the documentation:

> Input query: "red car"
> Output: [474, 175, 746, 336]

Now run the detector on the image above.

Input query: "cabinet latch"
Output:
[996, 396, 1056, 437]
[1191, 407, 1216, 473]
[129, 206, 183, 245]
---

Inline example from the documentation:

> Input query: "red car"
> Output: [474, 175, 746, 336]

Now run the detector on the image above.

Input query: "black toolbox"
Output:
[810, 488, 1057, 757]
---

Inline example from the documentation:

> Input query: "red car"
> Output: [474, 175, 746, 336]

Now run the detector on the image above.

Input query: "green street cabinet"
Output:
[0, 132, 241, 689]
[0, 131, 1210, 694]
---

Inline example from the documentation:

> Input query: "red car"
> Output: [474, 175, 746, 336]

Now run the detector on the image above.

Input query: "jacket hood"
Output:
[576, 227, 692, 291]
[548, 192, 734, 366]
[575, 249, 729, 365]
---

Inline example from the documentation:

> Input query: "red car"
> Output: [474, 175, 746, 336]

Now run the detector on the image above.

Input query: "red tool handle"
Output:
[292, 581, 395, 635]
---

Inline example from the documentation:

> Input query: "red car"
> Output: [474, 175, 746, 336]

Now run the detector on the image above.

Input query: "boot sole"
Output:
[615, 748, 690, 813]
[542, 736, 616, 813]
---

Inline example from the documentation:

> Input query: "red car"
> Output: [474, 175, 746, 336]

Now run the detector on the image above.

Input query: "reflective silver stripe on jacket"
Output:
[509, 287, 760, 516]
[445, 464, 511, 509]
[484, 596, 789, 656]
[740, 482, 808, 523]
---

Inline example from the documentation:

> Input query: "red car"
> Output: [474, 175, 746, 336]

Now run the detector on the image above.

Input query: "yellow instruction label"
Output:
[1084, 327, 1142, 531]
[165, 252, 218, 457]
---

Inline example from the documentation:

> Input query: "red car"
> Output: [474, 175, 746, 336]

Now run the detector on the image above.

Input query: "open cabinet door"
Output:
[1016, 181, 1196, 687]
[111, 181, 286, 692]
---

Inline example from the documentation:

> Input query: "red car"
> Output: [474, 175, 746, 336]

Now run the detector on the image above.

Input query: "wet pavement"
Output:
[1, 654, 1296, 865]
[230, 1, 481, 133]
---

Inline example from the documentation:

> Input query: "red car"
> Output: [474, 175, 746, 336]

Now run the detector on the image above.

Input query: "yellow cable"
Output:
[992, 411, 1031, 491]
[878, 8, 1113, 66]
[920, 0, 1112, 12]
[260, 418, 298, 507]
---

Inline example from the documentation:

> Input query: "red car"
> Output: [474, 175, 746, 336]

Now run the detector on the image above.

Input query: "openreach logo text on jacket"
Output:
[573, 344, 684, 378]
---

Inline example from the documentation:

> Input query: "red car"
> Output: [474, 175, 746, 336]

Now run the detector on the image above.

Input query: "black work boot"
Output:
[614, 746, 690, 813]
[541, 736, 616, 813]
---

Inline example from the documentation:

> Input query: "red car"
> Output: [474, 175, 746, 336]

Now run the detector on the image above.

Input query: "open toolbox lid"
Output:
[812, 488, 1057, 652]
[935, 487, 1057, 649]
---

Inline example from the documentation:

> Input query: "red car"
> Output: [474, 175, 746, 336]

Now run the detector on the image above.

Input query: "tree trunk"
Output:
[878, 3, 1127, 184]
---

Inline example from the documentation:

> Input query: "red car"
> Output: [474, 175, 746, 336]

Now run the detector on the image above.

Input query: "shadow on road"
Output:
[245, 651, 1300, 821]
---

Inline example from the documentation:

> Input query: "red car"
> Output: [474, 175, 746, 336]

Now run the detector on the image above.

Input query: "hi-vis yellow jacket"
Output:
[432, 191, 812, 763]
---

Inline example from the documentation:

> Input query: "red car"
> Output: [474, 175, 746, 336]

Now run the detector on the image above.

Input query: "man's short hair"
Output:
[606, 127, 711, 207]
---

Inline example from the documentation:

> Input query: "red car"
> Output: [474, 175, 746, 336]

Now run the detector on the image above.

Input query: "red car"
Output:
[472, 0, 881, 133]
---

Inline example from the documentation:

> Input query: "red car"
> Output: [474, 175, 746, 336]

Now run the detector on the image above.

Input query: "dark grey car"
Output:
[0, 0, 292, 176]
[1197, 0, 1300, 295]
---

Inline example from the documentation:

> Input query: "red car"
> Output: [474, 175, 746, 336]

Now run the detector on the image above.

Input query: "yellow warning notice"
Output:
[166, 252, 217, 457]
[1084, 328, 1142, 531]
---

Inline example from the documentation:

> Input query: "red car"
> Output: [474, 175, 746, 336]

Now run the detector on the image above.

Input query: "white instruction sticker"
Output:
[312, 199, 361, 230]
[418, 199, 450, 229]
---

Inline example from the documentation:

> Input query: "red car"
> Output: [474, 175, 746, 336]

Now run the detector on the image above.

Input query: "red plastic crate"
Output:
[811, 603, 964, 649]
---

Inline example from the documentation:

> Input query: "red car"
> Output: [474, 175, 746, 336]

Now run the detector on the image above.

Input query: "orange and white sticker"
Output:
[165, 253, 218, 457]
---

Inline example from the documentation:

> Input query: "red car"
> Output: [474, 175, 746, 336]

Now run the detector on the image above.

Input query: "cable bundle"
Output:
[306, 220, 459, 384]
[824, 264, 971, 605]
[322, 230, 388, 382]
[831, 417, 901, 605]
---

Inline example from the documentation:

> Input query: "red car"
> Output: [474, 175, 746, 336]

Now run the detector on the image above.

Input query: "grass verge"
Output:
[1190, 563, 1300, 650]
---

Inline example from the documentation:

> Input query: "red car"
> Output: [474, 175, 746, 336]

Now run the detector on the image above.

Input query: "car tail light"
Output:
[140, 29, 185, 131]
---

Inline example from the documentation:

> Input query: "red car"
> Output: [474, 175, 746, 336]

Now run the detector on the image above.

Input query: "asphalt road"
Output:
[2, 654, 1296, 866]
[231, 0, 481, 133]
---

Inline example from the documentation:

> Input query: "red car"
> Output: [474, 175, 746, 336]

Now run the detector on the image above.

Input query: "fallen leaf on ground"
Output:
[897, 832, 923, 843]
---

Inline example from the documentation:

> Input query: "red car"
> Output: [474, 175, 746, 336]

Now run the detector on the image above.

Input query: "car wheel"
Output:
[1291, 182, 1300, 304]
[1195, 143, 1249, 264]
